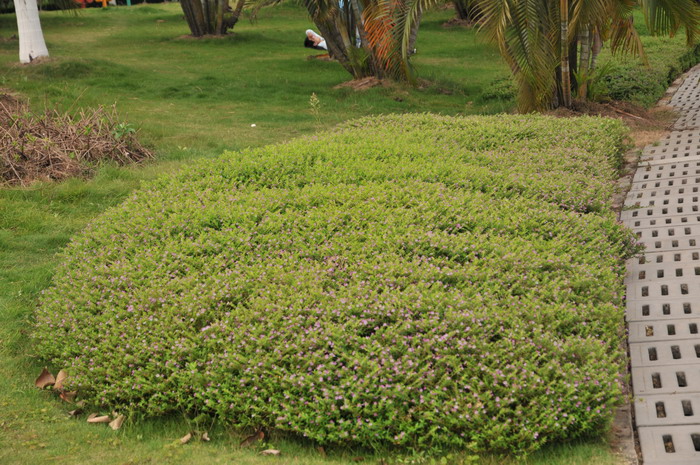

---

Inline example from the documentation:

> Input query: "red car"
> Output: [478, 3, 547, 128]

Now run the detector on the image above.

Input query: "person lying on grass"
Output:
[304, 29, 327, 51]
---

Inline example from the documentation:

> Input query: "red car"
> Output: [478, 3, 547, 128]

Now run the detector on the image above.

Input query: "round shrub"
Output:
[34, 114, 637, 455]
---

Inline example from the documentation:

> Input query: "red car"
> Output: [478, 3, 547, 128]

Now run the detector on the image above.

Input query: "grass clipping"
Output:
[0, 93, 152, 186]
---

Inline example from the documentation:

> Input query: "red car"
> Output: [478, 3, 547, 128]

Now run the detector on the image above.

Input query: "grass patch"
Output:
[34, 114, 637, 458]
[0, 3, 511, 157]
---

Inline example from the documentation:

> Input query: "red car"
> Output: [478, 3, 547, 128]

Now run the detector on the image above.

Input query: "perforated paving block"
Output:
[621, 214, 700, 230]
[626, 65, 700, 465]
[627, 280, 700, 300]
[630, 340, 700, 367]
[625, 257, 700, 283]
[627, 300, 698, 322]
[635, 394, 700, 427]
[626, 185, 700, 206]
[621, 204, 700, 222]
[629, 319, 700, 343]
[637, 425, 700, 465]
[631, 366, 700, 395]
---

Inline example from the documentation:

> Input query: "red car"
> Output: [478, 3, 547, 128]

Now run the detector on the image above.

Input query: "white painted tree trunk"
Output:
[13, 0, 49, 63]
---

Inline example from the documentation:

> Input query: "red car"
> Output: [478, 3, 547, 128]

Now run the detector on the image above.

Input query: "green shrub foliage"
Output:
[35, 114, 638, 455]
[598, 38, 700, 107]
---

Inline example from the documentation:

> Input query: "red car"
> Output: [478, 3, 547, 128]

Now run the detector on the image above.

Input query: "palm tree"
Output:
[180, 0, 267, 36]
[453, 0, 480, 23]
[302, 0, 438, 81]
[477, 0, 700, 111]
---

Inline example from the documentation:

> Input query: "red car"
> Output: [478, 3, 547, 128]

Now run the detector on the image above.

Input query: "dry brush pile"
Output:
[0, 93, 152, 186]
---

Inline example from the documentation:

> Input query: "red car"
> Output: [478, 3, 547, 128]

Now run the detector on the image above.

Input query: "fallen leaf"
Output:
[260, 449, 281, 456]
[352, 457, 365, 462]
[59, 391, 77, 403]
[53, 370, 68, 390]
[68, 408, 83, 417]
[180, 432, 192, 445]
[201, 431, 210, 442]
[87, 414, 110, 424]
[240, 430, 264, 447]
[317, 446, 326, 457]
[109, 414, 125, 430]
[35, 368, 55, 389]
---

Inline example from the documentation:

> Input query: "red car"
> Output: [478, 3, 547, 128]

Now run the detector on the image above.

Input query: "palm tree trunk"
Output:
[13, 0, 49, 63]
[559, 0, 571, 107]
[181, 0, 200, 36]
[453, 0, 479, 23]
[590, 29, 603, 71]
[226, 0, 246, 29]
[408, 9, 422, 53]
[181, 0, 207, 36]
[215, 0, 225, 34]
[316, 20, 356, 77]
[578, 27, 591, 98]
[349, 0, 383, 78]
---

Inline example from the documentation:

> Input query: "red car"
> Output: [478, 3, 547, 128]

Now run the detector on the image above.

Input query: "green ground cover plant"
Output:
[34, 114, 638, 457]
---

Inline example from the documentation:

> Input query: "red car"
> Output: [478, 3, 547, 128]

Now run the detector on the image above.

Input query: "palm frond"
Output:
[640, 0, 700, 45]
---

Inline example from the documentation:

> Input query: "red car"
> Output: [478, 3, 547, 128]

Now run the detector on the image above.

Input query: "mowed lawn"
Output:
[0, 2, 512, 155]
[0, 4, 625, 465]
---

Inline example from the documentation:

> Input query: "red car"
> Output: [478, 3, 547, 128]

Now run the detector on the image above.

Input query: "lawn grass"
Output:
[0, 4, 629, 465]
[0, 2, 511, 156]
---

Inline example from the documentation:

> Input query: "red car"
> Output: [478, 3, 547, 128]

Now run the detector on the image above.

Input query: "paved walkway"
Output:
[623, 64, 700, 465]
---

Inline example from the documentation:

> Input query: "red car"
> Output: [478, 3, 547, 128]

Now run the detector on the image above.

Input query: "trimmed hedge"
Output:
[34, 114, 638, 455]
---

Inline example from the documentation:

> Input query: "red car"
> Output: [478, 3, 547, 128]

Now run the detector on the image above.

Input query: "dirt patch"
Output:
[441, 18, 476, 28]
[307, 53, 334, 62]
[548, 100, 673, 133]
[334, 76, 385, 91]
[1, 91, 152, 186]
[175, 33, 232, 40]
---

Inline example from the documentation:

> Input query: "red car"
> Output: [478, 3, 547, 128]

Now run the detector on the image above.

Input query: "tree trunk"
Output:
[453, 0, 479, 23]
[569, 39, 578, 93]
[225, 0, 245, 30]
[408, 9, 422, 53]
[181, 0, 241, 36]
[578, 27, 591, 98]
[559, 0, 571, 107]
[181, 0, 203, 36]
[316, 19, 356, 76]
[349, 0, 383, 78]
[13, 0, 49, 63]
[590, 29, 603, 71]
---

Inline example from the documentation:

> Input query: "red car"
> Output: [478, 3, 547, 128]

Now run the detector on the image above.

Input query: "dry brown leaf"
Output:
[201, 431, 210, 442]
[53, 370, 68, 390]
[34, 368, 55, 389]
[87, 414, 110, 424]
[260, 449, 281, 456]
[68, 408, 83, 417]
[109, 414, 125, 430]
[59, 391, 77, 403]
[317, 446, 326, 457]
[352, 457, 365, 462]
[240, 430, 264, 447]
[180, 432, 192, 445]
